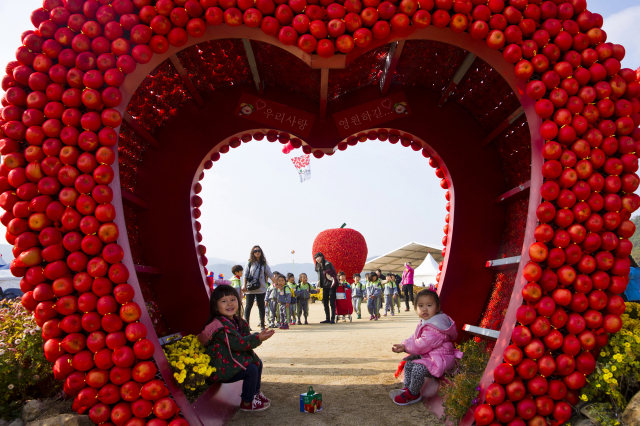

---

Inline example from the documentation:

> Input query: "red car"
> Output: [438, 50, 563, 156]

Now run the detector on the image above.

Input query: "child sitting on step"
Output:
[391, 289, 462, 406]
[199, 285, 275, 412]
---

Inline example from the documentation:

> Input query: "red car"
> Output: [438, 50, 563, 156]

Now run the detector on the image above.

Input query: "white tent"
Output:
[0, 269, 21, 291]
[413, 253, 440, 287]
[0, 247, 19, 291]
[362, 242, 444, 274]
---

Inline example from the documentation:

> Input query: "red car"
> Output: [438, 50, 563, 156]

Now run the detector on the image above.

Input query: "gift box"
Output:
[300, 386, 323, 413]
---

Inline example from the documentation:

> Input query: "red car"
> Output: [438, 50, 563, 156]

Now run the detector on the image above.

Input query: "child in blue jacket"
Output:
[351, 273, 366, 319]
[366, 272, 383, 320]
[384, 273, 398, 316]
[275, 275, 291, 330]
[294, 273, 316, 324]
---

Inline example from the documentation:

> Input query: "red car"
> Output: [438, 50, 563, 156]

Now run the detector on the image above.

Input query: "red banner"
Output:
[235, 93, 315, 138]
[332, 92, 412, 138]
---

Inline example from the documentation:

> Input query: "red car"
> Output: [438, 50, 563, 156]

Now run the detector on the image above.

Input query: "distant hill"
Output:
[206, 258, 319, 282]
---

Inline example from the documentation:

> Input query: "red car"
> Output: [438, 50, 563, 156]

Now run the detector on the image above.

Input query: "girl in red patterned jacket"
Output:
[199, 285, 275, 412]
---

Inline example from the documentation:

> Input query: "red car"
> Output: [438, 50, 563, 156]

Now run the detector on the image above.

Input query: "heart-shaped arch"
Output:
[3, 1, 638, 425]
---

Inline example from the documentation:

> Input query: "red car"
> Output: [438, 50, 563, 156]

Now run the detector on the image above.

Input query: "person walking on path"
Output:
[315, 252, 337, 324]
[401, 262, 415, 311]
[243, 245, 277, 331]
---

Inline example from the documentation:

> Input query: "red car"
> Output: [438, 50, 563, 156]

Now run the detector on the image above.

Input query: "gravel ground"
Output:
[229, 301, 444, 426]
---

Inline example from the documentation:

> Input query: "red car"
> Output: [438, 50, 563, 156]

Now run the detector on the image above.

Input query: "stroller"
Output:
[335, 284, 353, 322]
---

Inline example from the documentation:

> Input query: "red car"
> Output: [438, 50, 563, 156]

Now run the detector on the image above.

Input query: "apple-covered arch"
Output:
[1, 0, 639, 425]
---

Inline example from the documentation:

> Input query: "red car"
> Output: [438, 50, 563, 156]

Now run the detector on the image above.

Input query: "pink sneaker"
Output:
[393, 389, 422, 406]
[257, 391, 270, 404]
[239, 395, 270, 412]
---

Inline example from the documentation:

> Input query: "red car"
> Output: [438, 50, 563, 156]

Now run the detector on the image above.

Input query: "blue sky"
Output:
[0, 0, 639, 265]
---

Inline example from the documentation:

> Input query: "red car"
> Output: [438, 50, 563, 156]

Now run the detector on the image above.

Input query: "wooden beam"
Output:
[479, 106, 525, 147]
[438, 52, 476, 107]
[134, 264, 162, 276]
[495, 181, 531, 204]
[123, 113, 161, 149]
[320, 68, 329, 119]
[463, 324, 499, 341]
[380, 40, 405, 95]
[122, 191, 149, 210]
[485, 256, 521, 269]
[242, 39, 263, 95]
[169, 54, 205, 108]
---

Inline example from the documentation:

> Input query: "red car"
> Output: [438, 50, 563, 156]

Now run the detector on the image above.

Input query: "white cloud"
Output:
[602, 5, 640, 71]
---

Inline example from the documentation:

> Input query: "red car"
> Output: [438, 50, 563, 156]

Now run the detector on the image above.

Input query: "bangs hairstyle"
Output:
[353, 273, 361, 278]
[299, 273, 307, 281]
[204, 285, 243, 328]
[415, 289, 440, 311]
[369, 272, 378, 281]
[287, 273, 295, 279]
[338, 271, 346, 277]
[248, 245, 267, 265]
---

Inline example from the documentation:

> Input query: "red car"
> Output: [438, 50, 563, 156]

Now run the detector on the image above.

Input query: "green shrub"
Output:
[0, 300, 61, 420]
[439, 339, 491, 423]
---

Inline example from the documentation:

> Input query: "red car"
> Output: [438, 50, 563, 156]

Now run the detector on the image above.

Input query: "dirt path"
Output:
[229, 301, 444, 426]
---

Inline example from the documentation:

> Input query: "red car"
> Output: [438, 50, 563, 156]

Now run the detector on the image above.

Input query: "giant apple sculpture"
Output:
[312, 227, 368, 283]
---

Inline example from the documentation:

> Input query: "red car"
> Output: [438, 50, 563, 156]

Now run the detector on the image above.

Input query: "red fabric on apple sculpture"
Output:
[312, 227, 368, 283]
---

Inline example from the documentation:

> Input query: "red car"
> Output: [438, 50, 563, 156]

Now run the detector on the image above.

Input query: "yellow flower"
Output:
[625, 342, 631, 348]
[611, 366, 617, 371]
[580, 395, 588, 402]
[596, 384, 601, 388]
[600, 351, 607, 357]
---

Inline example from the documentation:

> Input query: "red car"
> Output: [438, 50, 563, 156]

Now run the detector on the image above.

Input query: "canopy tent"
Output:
[362, 242, 444, 274]
[413, 253, 440, 287]
[0, 269, 21, 291]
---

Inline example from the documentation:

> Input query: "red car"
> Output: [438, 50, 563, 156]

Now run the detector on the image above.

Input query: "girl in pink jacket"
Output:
[391, 289, 463, 405]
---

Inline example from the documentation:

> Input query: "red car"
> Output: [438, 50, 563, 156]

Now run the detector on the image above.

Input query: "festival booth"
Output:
[363, 241, 444, 273]
[412, 252, 440, 287]
[3, 0, 639, 425]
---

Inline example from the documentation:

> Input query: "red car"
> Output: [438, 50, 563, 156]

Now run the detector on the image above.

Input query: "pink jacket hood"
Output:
[402, 313, 463, 378]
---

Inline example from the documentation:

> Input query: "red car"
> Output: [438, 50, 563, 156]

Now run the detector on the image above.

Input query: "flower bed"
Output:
[163, 335, 216, 403]
[0, 300, 61, 420]
[580, 302, 640, 425]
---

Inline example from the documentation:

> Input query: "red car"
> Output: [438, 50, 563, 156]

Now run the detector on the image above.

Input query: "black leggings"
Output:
[322, 287, 336, 321]
[244, 293, 266, 326]
[403, 285, 414, 309]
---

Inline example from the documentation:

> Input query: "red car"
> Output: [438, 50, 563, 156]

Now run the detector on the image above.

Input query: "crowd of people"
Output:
[197, 244, 460, 412]
[226, 246, 418, 329]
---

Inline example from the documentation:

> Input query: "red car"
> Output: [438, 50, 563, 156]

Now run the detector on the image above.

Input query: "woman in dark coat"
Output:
[314, 252, 337, 324]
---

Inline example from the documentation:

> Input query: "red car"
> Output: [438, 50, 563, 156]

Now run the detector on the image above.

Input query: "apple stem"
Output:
[340, 223, 346, 228]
